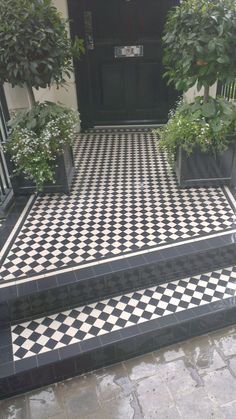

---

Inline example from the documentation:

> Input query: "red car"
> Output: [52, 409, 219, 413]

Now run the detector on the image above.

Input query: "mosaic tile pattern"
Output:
[12, 266, 236, 360]
[1, 129, 235, 281]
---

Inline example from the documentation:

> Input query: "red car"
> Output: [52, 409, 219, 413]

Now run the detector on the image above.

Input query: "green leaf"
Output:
[161, 0, 236, 93]
[208, 40, 216, 51]
[202, 102, 216, 117]
[217, 57, 229, 64]
[197, 80, 203, 92]
[0, 0, 84, 89]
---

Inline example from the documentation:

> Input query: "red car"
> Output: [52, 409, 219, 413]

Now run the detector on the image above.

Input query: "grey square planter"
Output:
[175, 137, 236, 187]
[7, 144, 75, 195]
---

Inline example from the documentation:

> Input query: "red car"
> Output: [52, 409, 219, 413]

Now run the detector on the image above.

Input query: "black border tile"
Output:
[0, 326, 12, 348]
[0, 295, 235, 399]
[80, 336, 102, 353]
[16, 280, 38, 297]
[57, 270, 77, 285]
[37, 349, 60, 367]
[0, 345, 13, 364]
[37, 275, 58, 291]
[0, 361, 14, 379]
[14, 356, 37, 373]
[0, 286, 17, 303]
[1, 235, 236, 325]
[59, 342, 80, 360]
[74, 266, 94, 282]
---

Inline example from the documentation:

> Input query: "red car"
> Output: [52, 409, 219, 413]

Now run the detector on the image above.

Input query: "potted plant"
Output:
[6, 102, 79, 193]
[0, 0, 84, 193]
[158, 0, 236, 187]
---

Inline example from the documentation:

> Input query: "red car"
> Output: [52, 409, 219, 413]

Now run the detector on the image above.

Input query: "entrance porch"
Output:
[0, 127, 236, 398]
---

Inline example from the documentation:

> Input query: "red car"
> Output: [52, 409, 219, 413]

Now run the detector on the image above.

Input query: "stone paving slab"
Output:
[1, 324, 236, 418]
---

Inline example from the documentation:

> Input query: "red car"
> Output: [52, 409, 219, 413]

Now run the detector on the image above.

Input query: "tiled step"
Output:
[1, 129, 236, 324]
[1, 234, 236, 325]
[1, 265, 236, 399]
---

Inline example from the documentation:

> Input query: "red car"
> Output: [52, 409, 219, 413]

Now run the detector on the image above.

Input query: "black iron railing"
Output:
[0, 86, 13, 215]
[217, 80, 236, 101]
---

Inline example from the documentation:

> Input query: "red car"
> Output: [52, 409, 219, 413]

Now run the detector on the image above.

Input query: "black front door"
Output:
[68, 0, 179, 127]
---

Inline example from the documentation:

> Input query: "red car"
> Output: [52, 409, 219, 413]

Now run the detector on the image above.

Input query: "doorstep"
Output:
[0, 265, 236, 399]
[1, 128, 236, 289]
[1, 232, 236, 325]
[1, 128, 236, 398]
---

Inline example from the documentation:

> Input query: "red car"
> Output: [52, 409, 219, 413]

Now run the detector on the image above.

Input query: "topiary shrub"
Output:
[0, 0, 84, 106]
[163, 0, 236, 102]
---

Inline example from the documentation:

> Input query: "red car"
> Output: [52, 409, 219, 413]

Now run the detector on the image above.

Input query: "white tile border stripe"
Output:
[224, 186, 236, 212]
[1, 226, 236, 289]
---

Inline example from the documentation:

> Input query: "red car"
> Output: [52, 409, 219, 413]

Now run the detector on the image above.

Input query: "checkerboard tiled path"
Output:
[12, 266, 236, 360]
[1, 128, 235, 281]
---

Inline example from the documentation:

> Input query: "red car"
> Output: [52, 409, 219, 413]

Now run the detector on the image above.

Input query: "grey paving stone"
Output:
[154, 345, 185, 363]
[47, 414, 67, 419]
[136, 374, 174, 417]
[176, 390, 222, 419]
[157, 359, 202, 399]
[229, 356, 236, 376]
[2, 325, 236, 419]
[95, 363, 132, 402]
[220, 400, 236, 419]
[181, 334, 226, 375]
[149, 406, 182, 419]
[0, 396, 28, 419]
[203, 368, 236, 405]
[58, 374, 99, 419]
[102, 394, 137, 419]
[28, 387, 62, 419]
[63, 386, 99, 418]
[124, 353, 158, 381]
[212, 326, 236, 358]
[162, 347, 185, 363]
[82, 409, 108, 419]
[59, 372, 97, 392]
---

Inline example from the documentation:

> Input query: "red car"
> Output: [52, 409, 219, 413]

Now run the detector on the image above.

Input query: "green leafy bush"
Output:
[157, 97, 236, 165]
[6, 102, 79, 191]
[0, 0, 84, 101]
[163, 0, 236, 98]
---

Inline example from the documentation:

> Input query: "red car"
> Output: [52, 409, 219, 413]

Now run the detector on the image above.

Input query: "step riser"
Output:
[1, 297, 235, 399]
[1, 242, 236, 325]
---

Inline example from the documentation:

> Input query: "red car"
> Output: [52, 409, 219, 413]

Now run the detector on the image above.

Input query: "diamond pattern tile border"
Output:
[1, 129, 235, 281]
[12, 266, 236, 360]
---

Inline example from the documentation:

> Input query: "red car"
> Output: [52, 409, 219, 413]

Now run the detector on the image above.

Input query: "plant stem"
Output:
[26, 83, 36, 109]
[204, 85, 210, 103]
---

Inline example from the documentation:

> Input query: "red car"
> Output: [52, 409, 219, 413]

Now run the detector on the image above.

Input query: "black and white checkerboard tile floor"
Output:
[1, 128, 235, 281]
[12, 266, 236, 360]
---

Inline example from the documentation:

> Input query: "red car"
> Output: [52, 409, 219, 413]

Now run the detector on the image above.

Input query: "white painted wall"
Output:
[4, 0, 78, 113]
[184, 83, 217, 103]
[3, 84, 29, 112]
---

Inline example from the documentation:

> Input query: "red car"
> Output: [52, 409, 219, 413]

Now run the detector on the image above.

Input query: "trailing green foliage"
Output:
[163, 0, 236, 93]
[0, 0, 84, 89]
[156, 98, 236, 165]
[6, 102, 79, 191]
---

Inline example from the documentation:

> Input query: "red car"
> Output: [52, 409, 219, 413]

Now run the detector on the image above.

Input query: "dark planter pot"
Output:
[175, 135, 236, 187]
[7, 144, 75, 195]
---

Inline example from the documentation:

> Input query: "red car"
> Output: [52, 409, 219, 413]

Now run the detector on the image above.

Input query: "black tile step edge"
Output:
[0, 296, 236, 399]
[1, 235, 236, 326]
